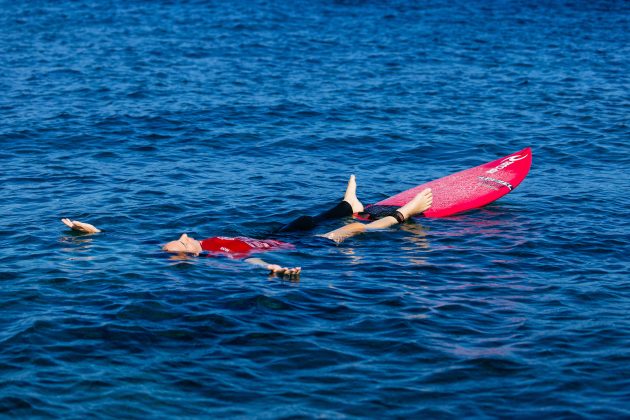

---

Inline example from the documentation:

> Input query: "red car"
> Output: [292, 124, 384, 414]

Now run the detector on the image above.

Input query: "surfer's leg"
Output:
[278, 202, 354, 232]
[322, 189, 432, 243]
[278, 215, 318, 232]
[365, 188, 433, 229]
[320, 222, 367, 244]
[341, 174, 363, 213]
[278, 175, 363, 232]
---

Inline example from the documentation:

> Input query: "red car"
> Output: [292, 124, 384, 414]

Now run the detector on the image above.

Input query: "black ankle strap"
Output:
[393, 211, 405, 224]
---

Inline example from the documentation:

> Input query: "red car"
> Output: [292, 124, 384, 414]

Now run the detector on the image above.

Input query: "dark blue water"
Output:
[1, 0, 629, 417]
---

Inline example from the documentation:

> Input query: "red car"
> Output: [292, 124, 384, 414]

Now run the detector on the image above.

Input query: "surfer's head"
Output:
[163, 233, 202, 255]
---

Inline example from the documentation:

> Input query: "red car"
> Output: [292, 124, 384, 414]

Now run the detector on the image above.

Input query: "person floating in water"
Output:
[62, 176, 433, 278]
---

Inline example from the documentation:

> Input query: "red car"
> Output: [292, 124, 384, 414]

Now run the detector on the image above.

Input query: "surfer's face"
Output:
[163, 233, 202, 255]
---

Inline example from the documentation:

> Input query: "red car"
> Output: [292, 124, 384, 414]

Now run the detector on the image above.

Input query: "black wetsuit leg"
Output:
[278, 201, 354, 232]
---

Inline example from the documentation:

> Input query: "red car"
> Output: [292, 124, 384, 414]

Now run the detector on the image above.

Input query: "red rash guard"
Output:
[199, 236, 292, 257]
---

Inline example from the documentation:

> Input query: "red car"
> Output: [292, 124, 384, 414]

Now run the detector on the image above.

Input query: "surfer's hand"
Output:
[267, 264, 301, 278]
[61, 218, 101, 234]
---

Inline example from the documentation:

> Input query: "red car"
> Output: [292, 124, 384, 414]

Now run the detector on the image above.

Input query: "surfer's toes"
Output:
[418, 188, 433, 212]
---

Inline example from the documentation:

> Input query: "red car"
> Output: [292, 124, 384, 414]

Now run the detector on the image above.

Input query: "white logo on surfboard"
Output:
[486, 154, 528, 174]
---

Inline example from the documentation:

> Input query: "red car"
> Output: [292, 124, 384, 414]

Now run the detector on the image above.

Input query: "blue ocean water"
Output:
[1, 0, 629, 417]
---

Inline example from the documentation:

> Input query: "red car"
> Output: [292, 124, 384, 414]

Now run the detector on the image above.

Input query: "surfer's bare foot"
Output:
[343, 174, 364, 213]
[398, 188, 433, 220]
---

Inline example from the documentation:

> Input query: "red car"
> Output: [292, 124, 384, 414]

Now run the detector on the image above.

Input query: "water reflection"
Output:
[431, 210, 534, 242]
[338, 245, 363, 265]
[168, 253, 195, 261]
[59, 235, 95, 260]
[400, 223, 430, 249]
[400, 222, 430, 265]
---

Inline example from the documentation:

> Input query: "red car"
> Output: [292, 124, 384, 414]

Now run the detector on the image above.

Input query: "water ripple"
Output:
[0, 0, 629, 417]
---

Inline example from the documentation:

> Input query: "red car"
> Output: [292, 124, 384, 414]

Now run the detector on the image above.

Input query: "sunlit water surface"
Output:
[1, 0, 629, 417]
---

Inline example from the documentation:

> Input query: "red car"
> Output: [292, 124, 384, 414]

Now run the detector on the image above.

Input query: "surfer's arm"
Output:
[61, 218, 101, 234]
[244, 258, 301, 278]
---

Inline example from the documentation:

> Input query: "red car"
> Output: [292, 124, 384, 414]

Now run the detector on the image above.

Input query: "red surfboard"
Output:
[359, 147, 532, 219]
